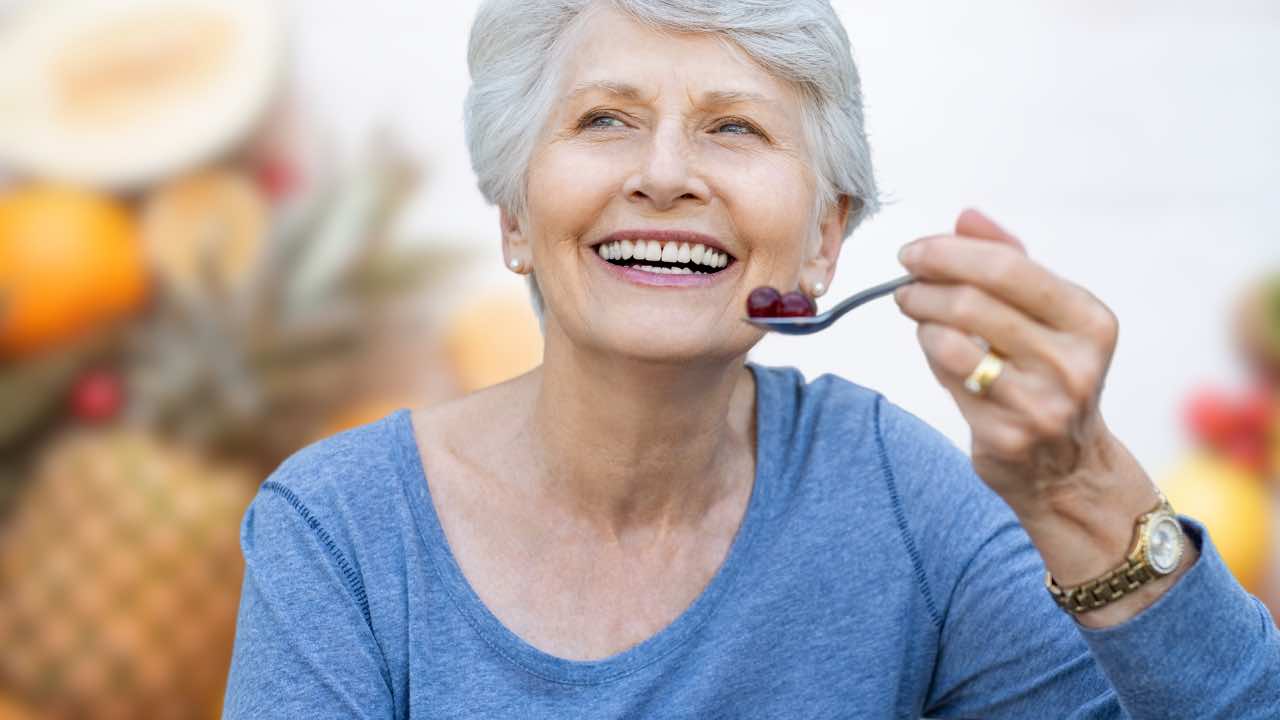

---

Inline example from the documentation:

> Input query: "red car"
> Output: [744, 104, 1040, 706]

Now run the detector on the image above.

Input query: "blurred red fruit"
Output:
[255, 157, 297, 202]
[1185, 388, 1238, 446]
[69, 369, 124, 423]
[1223, 433, 1268, 474]
[1238, 385, 1276, 436]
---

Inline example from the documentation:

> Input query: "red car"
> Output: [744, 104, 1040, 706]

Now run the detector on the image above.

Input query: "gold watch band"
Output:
[1044, 495, 1176, 615]
[1045, 556, 1159, 614]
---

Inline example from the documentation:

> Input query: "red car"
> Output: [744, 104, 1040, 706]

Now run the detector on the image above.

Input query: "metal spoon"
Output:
[743, 274, 916, 335]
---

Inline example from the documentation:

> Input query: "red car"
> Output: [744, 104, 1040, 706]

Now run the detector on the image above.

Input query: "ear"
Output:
[500, 206, 532, 268]
[799, 195, 854, 293]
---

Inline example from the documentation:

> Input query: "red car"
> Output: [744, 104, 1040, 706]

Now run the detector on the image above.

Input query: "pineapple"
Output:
[0, 133, 461, 719]
[0, 428, 256, 719]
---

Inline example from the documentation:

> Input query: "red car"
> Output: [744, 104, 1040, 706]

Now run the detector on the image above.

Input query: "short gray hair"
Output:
[464, 0, 882, 313]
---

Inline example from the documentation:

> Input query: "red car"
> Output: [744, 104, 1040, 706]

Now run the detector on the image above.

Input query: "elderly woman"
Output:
[222, 1, 1279, 718]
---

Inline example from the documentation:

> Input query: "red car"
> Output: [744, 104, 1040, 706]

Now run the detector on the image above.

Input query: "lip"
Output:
[588, 228, 738, 289]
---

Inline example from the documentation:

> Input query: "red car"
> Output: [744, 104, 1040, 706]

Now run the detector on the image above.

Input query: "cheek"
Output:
[526, 144, 628, 230]
[711, 149, 814, 255]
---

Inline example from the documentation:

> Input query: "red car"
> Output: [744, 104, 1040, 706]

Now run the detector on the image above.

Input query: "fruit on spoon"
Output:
[746, 286, 815, 318]
[746, 286, 783, 317]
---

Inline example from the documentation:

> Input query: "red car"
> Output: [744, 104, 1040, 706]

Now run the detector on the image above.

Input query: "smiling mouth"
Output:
[593, 238, 734, 275]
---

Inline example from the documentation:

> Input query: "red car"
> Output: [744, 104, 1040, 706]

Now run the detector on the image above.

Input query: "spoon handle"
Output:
[825, 274, 915, 323]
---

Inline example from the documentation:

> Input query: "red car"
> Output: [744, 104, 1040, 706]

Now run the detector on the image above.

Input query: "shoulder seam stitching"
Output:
[261, 480, 373, 627]
[873, 395, 943, 629]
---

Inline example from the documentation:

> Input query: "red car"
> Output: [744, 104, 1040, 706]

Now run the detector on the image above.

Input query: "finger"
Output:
[917, 322, 1082, 455]
[915, 321, 1015, 404]
[893, 281, 1062, 370]
[898, 235, 1100, 332]
[955, 207, 1026, 253]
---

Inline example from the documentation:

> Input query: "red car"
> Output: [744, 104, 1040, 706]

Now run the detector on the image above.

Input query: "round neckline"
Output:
[391, 361, 780, 686]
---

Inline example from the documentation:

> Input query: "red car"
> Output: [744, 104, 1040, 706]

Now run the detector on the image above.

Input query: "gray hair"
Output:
[464, 0, 882, 315]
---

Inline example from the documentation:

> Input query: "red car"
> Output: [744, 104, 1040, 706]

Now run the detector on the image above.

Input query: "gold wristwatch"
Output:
[1044, 491, 1186, 615]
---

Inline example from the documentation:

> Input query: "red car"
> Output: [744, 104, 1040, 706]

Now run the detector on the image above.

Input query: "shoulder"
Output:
[754, 362, 1001, 509]
[245, 411, 412, 554]
[752, 362, 1020, 600]
[752, 361, 966, 477]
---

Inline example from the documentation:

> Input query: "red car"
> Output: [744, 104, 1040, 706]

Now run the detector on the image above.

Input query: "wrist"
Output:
[1009, 432, 1199, 627]
[1015, 432, 1159, 585]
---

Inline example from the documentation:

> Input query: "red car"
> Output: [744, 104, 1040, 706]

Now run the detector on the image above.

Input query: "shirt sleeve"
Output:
[875, 396, 1280, 719]
[221, 481, 396, 720]
[1076, 517, 1280, 718]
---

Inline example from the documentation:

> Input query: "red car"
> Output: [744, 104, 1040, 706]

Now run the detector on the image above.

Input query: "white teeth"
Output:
[599, 236, 730, 273]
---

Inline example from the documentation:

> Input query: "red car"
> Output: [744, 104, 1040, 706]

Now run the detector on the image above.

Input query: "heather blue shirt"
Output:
[222, 363, 1280, 718]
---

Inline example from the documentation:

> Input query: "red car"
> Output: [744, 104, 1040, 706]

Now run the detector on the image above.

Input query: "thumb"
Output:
[955, 208, 1025, 253]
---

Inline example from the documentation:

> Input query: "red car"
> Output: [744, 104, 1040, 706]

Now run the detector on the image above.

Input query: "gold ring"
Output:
[963, 350, 1005, 396]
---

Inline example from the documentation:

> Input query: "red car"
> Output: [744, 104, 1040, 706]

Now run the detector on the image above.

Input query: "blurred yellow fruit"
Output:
[445, 290, 543, 392]
[0, 186, 148, 359]
[141, 168, 267, 299]
[1161, 452, 1273, 593]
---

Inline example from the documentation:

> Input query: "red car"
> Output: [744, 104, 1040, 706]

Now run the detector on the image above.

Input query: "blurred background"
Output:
[0, 0, 1276, 717]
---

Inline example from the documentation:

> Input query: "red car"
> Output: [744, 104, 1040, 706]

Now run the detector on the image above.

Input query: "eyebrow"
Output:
[566, 80, 772, 107]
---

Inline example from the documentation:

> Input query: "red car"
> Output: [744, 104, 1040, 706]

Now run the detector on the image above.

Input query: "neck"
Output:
[518, 332, 758, 544]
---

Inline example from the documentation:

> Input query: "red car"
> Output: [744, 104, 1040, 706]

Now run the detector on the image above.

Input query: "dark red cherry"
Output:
[778, 291, 816, 317]
[746, 286, 783, 317]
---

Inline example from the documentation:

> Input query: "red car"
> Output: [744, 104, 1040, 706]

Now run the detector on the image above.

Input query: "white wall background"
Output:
[287, 0, 1279, 475]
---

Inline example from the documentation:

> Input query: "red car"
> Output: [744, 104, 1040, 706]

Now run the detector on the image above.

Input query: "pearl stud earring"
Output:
[812, 281, 826, 297]
[508, 259, 522, 272]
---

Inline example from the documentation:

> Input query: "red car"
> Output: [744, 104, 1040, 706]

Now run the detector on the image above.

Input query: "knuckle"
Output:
[1062, 361, 1102, 403]
[1094, 305, 1120, 346]
[986, 252, 1021, 287]
[983, 424, 1032, 460]
[950, 287, 986, 326]
[1030, 396, 1077, 438]
[922, 324, 972, 374]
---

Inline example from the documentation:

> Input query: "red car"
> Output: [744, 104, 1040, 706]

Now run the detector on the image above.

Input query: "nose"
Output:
[622, 124, 711, 211]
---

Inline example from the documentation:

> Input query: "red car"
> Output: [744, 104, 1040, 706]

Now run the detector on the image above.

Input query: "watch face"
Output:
[1146, 516, 1184, 574]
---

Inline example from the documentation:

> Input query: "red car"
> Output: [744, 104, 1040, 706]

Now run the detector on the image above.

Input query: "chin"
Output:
[575, 314, 755, 367]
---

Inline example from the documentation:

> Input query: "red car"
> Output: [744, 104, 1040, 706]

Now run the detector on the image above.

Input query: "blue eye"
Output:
[583, 114, 625, 129]
[715, 120, 759, 136]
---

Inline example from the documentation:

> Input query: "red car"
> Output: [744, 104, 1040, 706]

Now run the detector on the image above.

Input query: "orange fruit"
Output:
[1160, 452, 1273, 593]
[0, 186, 148, 359]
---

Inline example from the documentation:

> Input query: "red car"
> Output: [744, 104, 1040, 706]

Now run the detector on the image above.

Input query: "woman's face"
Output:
[508, 5, 848, 364]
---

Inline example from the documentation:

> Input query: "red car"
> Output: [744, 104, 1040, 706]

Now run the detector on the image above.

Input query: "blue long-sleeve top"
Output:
[222, 362, 1280, 718]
